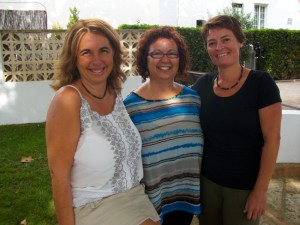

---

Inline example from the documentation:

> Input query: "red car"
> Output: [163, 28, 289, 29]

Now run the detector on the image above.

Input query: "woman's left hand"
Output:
[243, 189, 267, 221]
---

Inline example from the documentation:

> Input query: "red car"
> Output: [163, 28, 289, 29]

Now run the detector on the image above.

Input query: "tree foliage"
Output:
[207, 6, 254, 30]
[67, 7, 80, 29]
[52, 22, 63, 30]
[219, 7, 254, 30]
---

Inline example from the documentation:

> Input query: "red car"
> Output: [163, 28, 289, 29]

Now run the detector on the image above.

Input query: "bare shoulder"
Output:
[47, 85, 82, 118]
[52, 86, 81, 107]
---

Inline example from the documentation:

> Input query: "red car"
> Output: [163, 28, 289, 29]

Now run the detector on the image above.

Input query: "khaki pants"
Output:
[74, 184, 160, 225]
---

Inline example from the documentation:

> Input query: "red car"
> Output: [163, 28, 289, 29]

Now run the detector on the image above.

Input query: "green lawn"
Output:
[0, 123, 57, 225]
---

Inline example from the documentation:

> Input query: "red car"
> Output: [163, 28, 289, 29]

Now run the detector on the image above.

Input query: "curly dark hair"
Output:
[136, 26, 190, 83]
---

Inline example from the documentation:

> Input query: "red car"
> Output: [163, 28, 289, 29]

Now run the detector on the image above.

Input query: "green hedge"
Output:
[119, 25, 300, 80]
[245, 29, 300, 80]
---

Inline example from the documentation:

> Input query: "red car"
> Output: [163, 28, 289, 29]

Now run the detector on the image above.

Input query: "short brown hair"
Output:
[201, 15, 246, 46]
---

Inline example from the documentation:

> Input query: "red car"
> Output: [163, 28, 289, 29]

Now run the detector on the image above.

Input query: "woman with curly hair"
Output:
[124, 26, 203, 225]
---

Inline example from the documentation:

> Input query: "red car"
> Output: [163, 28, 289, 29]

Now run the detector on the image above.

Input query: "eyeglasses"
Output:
[148, 50, 179, 59]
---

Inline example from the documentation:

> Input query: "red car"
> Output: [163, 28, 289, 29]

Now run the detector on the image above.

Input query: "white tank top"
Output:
[67, 85, 143, 207]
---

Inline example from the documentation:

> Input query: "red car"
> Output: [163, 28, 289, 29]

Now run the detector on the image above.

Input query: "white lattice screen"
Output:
[0, 29, 144, 82]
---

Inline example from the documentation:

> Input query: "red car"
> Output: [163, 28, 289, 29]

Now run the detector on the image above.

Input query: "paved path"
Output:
[191, 173, 300, 225]
[277, 80, 300, 110]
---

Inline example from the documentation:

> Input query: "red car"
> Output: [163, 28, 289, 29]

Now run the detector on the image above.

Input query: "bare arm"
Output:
[46, 87, 81, 225]
[244, 102, 282, 221]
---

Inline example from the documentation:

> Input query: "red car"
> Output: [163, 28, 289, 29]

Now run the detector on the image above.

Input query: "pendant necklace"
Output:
[80, 80, 107, 100]
[216, 66, 243, 91]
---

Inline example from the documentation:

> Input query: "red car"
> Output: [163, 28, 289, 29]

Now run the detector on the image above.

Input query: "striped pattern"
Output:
[0, 10, 47, 29]
[124, 86, 203, 220]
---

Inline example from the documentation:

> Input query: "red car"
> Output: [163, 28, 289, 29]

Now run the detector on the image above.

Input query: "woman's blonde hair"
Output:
[51, 18, 126, 92]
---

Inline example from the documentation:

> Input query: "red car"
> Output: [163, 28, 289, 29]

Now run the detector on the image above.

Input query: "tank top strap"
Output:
[65, 85, 83, 99]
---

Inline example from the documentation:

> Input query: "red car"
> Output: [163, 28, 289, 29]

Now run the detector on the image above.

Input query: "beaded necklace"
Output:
[216, 66, 243, 91]
[80, 80, 107, 100]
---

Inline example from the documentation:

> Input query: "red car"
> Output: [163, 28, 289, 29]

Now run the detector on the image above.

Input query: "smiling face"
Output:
[147, 38, 179, 82]
[76, 31, 114, 84]
[206, 27, 243, 68]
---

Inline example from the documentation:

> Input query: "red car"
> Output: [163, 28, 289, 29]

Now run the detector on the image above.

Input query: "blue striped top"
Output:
[124, 85, 203, 222]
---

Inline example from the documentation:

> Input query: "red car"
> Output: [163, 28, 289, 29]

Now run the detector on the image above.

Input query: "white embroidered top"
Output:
[67, 86, 143, 207]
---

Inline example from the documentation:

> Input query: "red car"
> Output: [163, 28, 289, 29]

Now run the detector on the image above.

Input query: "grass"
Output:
[0, 123, 57, 225]
[1, 123, 299, 225]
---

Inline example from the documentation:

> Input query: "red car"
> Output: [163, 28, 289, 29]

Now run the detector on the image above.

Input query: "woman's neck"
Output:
[217, 64, 242, 81]
[138, 80, 182, 100]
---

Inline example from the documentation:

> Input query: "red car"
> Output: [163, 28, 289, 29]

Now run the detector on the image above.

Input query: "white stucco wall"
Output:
[278, 110, 300, 163]
[0, 77, 299, 163]
[0, 0, 299, 162]
[0, 0, 299, 29]
[0, 76, 143, 125]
